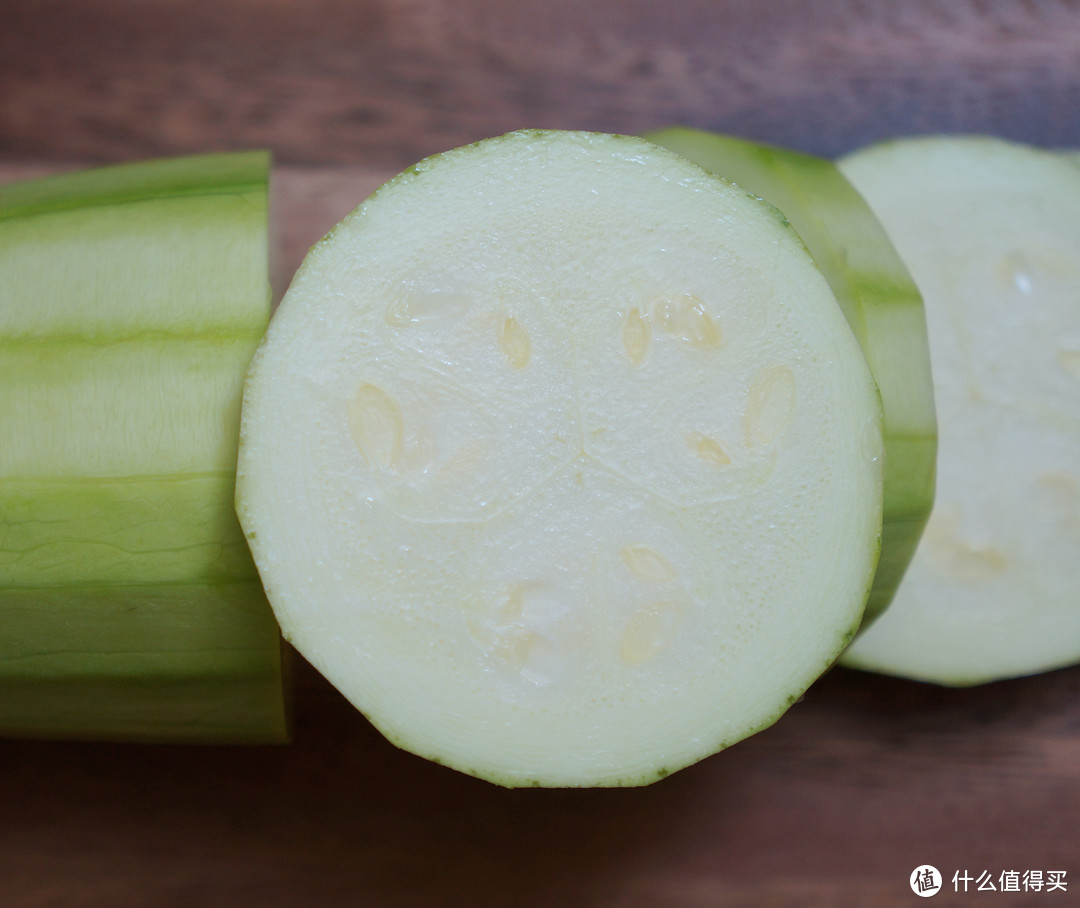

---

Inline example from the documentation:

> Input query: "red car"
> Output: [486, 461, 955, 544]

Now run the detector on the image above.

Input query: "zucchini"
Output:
[838, 136, 1080, 685]
[237, 131, 883, 785]
[0, 154, 288, 741]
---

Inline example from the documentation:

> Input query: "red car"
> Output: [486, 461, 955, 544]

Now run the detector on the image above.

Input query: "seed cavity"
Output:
[622, 307, 650, 365]
[1035, 471, 1079, 532]
[498, 315, 531, 368]
[655, 292, 722, 348]
[688, 433, 733, 467]
[996, 249, 1076, 296]
[348, 383, 404, 471]
[996, 251, 1034, 296]
[620, 544, 677, 583]
[745, 365, 796, 448]
[1057, 347, 1080, 379]
[475, 582, 573, 686]
[492, 628, 564, 686]
[933, 539, 1009, 581]
[385, 288, 471, 326]
[492, 628, 537, 671]
[925, 506, 1009, 582]
[620, 601, 682, 665]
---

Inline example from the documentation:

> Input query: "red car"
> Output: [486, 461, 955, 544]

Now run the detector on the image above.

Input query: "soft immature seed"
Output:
[622, 307, 650, 365]
[924, 506, 1009, 582]
[498, 315, 531, 368]
[620, 544, 677, 583]
[1057, 347, 1080, 379]
[688, 433, 733, 467]
[1035, 471, 1080, 533]
[620, 601, 682, 665]
[655, 292, 722, 348]
[348, 383, 404, 470]
[491, 628, 564, 686]
[745, 365, 796, 447]
[385, 288, 472, 326]
[996, 251, 1035, 296]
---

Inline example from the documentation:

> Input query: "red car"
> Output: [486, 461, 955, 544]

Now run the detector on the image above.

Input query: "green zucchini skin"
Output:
[0, 153, 288, 743]
[644, 128, 937, 623]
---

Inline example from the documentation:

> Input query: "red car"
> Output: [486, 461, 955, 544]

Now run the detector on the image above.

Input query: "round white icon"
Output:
[910, 865, 942, 897]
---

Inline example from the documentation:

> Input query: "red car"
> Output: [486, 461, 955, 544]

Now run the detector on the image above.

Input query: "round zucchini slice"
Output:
[238, 131, 883, 785]
[840, 136, 1080, 685]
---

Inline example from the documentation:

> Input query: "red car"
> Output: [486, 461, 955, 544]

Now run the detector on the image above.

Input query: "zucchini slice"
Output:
[839, 136, 1080, 685]
[237, 131, 883, 785]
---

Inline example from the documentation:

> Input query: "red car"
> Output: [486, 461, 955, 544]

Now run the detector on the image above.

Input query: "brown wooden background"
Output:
[3, 1, 1080, 905]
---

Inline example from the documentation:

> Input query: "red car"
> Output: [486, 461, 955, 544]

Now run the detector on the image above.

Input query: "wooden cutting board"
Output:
[2, 2, 1079, 905]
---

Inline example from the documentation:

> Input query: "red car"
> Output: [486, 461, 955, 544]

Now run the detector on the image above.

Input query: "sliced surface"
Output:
[645, 128, 936, 621]
[238, 131, 883, 785]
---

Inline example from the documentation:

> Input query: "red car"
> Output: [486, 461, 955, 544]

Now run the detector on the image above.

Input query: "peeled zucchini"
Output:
[644, 128, 937, 621]
[237, 131, 884, 785]
[838, 136, 1080, 685]
[0, 154, 288, 741]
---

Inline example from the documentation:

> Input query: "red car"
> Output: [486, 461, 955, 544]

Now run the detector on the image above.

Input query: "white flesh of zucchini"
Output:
[840, 136, 1080, 685]
[238, 131, 883, 785]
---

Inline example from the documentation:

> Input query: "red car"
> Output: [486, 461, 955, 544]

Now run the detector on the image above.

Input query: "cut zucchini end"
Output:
[238, 130, 883, 786]
[837, 136, 1080, 685]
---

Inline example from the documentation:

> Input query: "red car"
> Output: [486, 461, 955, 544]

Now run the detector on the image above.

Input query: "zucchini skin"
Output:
[0, 153, 288, 743]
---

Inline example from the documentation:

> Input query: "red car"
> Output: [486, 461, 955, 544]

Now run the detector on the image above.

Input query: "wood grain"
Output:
[3, 0, 1080, 169]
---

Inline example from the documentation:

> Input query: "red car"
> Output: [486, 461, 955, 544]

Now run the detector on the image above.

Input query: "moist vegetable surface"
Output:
[237, 131, 884, 785]
[839, 136, 1080, 685]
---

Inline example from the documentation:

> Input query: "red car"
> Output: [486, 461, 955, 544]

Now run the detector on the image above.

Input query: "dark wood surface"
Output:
[3, 2, 1080, 905]
[5, 0, 1080, 170]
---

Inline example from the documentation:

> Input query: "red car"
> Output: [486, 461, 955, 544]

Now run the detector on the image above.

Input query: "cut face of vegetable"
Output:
[644, 128, 936, 622]
[838, 136, 1080, 685]
[237, 130, 883, 786]
[0, 154, 288, 742]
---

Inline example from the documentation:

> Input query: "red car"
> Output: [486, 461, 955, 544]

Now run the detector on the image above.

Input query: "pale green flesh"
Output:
[839, 136, 1080, 685]
[0, 154, 287, 742]
[644, 129, 936, 621]
[238, 131, 883, 785]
